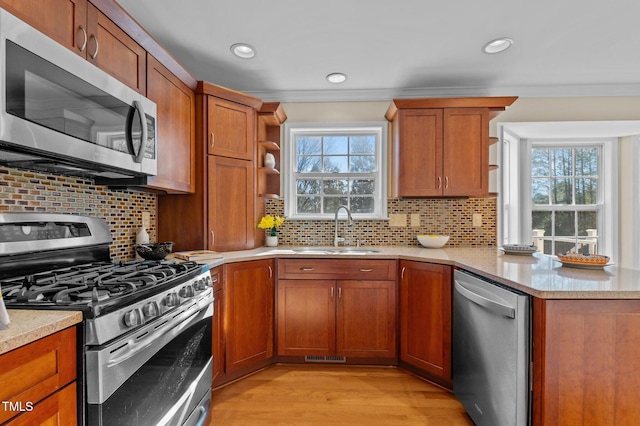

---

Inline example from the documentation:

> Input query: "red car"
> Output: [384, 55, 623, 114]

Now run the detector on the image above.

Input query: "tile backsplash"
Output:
[265, 197, 497, 247]
[0, 166, 156, 261]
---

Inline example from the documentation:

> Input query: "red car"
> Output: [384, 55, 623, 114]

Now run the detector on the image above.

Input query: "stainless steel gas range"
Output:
[0, 213, 213, 426]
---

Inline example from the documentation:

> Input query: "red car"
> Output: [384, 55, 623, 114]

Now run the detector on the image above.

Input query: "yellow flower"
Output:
[257, 215, 285, 236]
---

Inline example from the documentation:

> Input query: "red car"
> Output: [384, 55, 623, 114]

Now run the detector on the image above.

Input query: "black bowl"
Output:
[135, 242, 174, 260]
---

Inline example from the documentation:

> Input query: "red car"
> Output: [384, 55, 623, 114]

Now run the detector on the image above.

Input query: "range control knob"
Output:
[179, 285, 195, 298]
[123, 309, 143, 327]
[165, 292, 179, 307]
[206, 275, 214, 287]
[142, 301, 159, 318]
[194, 278, 206, 291]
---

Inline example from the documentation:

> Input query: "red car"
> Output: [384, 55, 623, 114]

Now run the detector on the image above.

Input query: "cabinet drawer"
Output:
[278, 259, 396, 281]
[0, 327, 77, 424]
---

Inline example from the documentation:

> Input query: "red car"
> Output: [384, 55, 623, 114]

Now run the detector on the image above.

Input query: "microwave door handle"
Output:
[130, 100, 148, 164]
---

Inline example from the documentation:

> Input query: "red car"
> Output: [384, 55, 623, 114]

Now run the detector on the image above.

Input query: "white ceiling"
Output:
[116, 0, 640, 103]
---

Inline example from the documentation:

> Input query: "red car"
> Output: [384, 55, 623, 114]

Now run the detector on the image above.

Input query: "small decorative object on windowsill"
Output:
[257, 214, 285, 247]
[264, 153, 276, 169]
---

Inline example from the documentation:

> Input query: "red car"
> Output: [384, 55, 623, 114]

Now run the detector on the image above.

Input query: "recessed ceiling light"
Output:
[482, 37, 514, 54]
[326, 72, 347, 84]
[230, 43, 256, 59]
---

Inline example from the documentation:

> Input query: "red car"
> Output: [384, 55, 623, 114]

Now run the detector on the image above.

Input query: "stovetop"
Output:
[1, 259, 203, 318]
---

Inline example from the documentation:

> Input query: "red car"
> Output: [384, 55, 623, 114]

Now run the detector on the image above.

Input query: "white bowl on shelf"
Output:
[417, 235, 449, 248]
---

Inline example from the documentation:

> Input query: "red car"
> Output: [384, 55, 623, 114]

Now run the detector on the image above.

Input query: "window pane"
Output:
[351, 196, 374, 213]
[551, 178, 572, 204]
[577, 211, 598, 236]
[323, 156, 348, 173]
[531, 148, 550, 177]
[323, 179, 348, 195]
[297, 155, 322, 172]
[554, 211, 575, 237]
[350, 155, 375, 172]
[297, 196, 321, 214]
[323, 136, 348, 155]
[297, 179, 321, 194]
[350, 136, 375, 154]
[552, 148, 573, 176]
[554, 240, 575, 255]
[532, 178, 550, 204]
[324, 197, 348, 214]
[575, 148, 598, 176]
[532, 211, 552, 236]
[296, 137, 321, 155]
[351, 179, 375, 195]
[575, 178, 597, 204]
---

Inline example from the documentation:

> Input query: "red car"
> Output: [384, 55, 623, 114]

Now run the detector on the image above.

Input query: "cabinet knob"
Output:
[210, 132, 215, 148]
[77, 25, 87, 52]
[359, 268, 373, 272]
[437, 176, 442, 189]
[401, 266, 406, 280]
[445, 176, 449, 189]
[300, 267, 314, 271]
[210, 230, 215, 248]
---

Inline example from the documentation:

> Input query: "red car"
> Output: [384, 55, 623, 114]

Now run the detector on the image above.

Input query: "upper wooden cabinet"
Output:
[386, 97, 517, 197]
[146, 54, 196, 193]
[0, 0, 146, 94]
[203, 83, 261, 161]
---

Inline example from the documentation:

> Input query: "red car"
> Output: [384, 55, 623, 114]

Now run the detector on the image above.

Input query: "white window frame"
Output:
[499, 127, 617, 260]
[283, 122, 388, 220]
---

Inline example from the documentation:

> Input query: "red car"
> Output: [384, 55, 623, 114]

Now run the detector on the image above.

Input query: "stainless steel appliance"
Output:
[0, 213, 213, 426]
[0, 9, 157, 180]
[453, 269, 531, 426]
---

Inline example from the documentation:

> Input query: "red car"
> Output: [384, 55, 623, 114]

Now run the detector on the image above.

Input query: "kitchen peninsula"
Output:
[210, 246, 640, 426]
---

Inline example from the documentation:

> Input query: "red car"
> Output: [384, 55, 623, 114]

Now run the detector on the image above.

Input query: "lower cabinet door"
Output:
[277, 279, 336, 356]
[5, 383, 77, 426]
[399, 261, 452, 386]
[337, 280, 396, 358]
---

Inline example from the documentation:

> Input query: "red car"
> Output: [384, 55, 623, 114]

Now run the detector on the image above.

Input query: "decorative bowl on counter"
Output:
[556, 253, 611, 269]
[135, 242, 174, 260]
[417, 235, 449, 248]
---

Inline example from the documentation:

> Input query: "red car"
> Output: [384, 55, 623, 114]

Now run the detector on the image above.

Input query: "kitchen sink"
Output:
[291, 247, 381, 255]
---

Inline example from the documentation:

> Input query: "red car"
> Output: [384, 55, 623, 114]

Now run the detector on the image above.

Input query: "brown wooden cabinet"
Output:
[532, 298, 640, 426]
[386, 97, 517, 197]
[146, 54, 196, 193]
[207, 156, 254, 251]
[0, 0, 146, 93]
[0, 327, 77, 425]
[398, 260, 452, 388]
[277, 259, 397, 360]
[223, 260, 274, 376]
[207, 97, 255, 161]
[257, 102, 287, 199]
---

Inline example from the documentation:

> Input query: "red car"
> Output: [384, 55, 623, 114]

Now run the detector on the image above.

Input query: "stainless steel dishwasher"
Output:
[453, 270, 531, 426]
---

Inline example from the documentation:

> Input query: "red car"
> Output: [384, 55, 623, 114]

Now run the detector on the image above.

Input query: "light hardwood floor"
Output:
[210, 365, 474, 425]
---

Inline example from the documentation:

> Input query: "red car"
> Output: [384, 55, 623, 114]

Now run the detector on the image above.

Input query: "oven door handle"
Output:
[106, 297, 208, 368]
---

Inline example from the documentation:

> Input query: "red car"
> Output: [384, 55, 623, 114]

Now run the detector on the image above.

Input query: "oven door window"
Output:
[88, 317, 212, 426]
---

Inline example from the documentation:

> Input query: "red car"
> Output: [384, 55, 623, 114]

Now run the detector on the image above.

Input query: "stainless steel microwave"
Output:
[0, 8, 157, 179]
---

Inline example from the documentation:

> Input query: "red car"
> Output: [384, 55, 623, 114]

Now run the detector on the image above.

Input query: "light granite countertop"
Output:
[0, 310, 82, 355]
[204, 246, 640, 299]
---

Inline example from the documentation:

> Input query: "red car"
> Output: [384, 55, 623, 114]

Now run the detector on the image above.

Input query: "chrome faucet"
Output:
[334, 205, 353, 247]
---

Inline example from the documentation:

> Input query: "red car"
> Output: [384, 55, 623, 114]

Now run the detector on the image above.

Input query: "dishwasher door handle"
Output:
[454, 280, 516, 319]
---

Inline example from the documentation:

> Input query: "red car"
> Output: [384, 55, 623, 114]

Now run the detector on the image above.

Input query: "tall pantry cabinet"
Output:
[157, 82, 264, 252]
